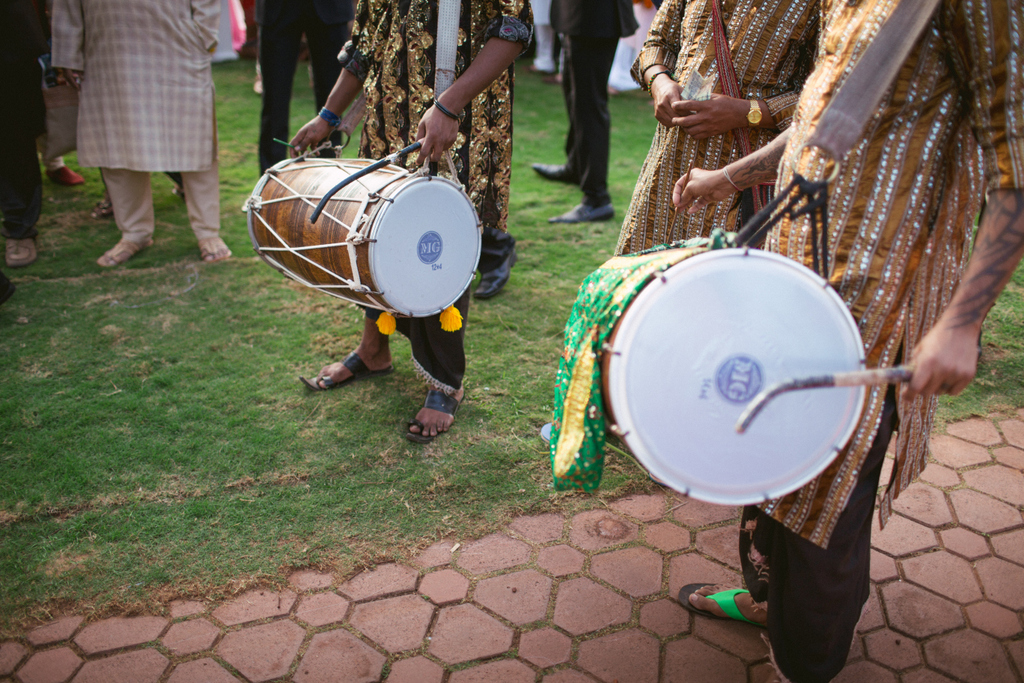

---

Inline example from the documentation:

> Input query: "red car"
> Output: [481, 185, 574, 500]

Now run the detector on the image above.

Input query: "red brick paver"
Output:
[4, 414, 1023, 683]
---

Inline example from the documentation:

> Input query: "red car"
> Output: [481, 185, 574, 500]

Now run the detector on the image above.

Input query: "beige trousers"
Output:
[103, 164, 220, 245]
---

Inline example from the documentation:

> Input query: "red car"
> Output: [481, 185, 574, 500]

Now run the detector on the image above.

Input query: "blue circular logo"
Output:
[417, 231, 443, 264]
[715, 355, 764, 404]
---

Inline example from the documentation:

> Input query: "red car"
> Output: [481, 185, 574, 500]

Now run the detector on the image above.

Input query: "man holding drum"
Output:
[674, 0, 1023, 680]
[289, 0, 532, 443]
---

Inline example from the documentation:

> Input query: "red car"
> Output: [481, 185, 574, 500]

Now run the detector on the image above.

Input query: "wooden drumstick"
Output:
[735, 365, 914, 434]
[310, 141, 422, 224]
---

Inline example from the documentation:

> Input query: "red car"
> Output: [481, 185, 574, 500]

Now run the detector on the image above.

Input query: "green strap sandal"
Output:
[678, 583, 766, 628]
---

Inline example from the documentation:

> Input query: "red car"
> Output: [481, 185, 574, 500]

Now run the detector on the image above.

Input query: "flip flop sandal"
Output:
[96, 238, 153, 267]
[678, 583, 766, 628]
[299, 352, 394, 391]
[406, 389, 460, 444]
[198, 237, 232, 263]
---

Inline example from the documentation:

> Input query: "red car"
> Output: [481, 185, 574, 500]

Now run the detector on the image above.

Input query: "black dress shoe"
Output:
[474, 249, 517, 299]
[548, 203, 615, 224]
[532, 163, 579, 184]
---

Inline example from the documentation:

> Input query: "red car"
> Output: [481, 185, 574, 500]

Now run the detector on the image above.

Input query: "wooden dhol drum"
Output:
[246, 157, 481, 317]
[602, 249, 867, 504]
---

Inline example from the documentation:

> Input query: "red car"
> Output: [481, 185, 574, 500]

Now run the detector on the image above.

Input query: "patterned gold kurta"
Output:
[615, 0, 819, 255]
[764, 0, 1023, 547]
[339, 0, 532, 231]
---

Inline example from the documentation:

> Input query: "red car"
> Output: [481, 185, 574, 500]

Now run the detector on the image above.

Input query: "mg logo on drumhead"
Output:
[417, 231, 443, 264]
[715, 355, 764, 404]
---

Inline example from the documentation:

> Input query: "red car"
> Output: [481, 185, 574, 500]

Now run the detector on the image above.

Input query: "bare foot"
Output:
[408, 387, 464, 439]
[688, 584, 767, 625]
[314, 318, 392, 388]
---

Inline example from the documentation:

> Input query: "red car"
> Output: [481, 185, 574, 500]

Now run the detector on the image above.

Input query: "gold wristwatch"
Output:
[746, 100, 763, 127]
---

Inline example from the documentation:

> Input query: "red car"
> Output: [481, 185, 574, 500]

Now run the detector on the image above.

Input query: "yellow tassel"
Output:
[376, 311, 397, 335]
[439, 305, 463, 332]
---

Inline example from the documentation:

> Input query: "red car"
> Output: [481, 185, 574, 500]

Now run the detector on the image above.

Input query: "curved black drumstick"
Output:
[735, 365, 914, 434]
[309, 141, 423, 224]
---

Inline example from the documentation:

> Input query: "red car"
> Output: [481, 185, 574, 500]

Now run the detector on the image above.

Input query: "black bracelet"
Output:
[645, 70, 674, 92]
[433, 98, 464, 122]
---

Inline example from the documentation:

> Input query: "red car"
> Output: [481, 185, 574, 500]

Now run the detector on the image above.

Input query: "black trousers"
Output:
[258, 3, 350, 173]
[479, 225, 515, 274]
[0, 116, 42, 241]
[560, 35, 617, 207]
[740, 389, 898, 682]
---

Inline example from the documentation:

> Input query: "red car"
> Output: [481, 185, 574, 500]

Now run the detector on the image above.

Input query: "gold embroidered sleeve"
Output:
[631, 0, 683, 85]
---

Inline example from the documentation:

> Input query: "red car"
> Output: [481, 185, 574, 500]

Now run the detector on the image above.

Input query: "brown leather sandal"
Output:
[198, 237, 231, 263]
[96, 238, 152, 267]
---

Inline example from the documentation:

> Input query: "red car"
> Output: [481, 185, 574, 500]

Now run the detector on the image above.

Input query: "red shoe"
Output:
[46, 166, 85, 186]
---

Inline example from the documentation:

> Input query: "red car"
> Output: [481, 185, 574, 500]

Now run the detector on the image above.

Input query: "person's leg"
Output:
[0, 126, 43, 243]
[474, 225, 517, 298]
[302, 14, 349, 153]
[561, 36, 579, 179]
[310, 315, 393, 388]
[533, 24, 556, 73]
[99, 168, 155, 265]
[564, 35, 616, 208]
[180, 162, 229, 261]
[258, 7, 304, 173]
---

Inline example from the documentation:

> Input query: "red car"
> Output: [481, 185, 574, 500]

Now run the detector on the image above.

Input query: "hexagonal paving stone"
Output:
[168, 601, 205, 619]
[162, 618, 220, 656]
[339, 563, 418, 601]
[74, 616, 168, 655]
[924, 629, 1017, 683]
[474, 570, 551, 625]
[693, 617, 768, 662]
[871, 514, 937, 556]
[1007, 640, 1024, 681]
[899, 670, 957, 683]
[293, 630, 385, 683]
[919, 462, 960, 487]
[568, 510, 638, 551]
[26, 617, 83, 647]
[902, 551, 982, 603]
[993, 446, 1024, 470]
[869, 549, 898, 582]
[695, 526, 741, 569]
[609, 494, 666, 522]
[167, 658, 240, 683]
[670, 496, 740, 528]
[216, 620, 305, 683]
[578, 629, 659, 683]
[0, 642, 25, 676]
[644, 521, 690, 552]
[456, 534, 531, 575]
[509, 513, 564, 543]
[999, 419, 1024, 449]
[419, 569, 470, 605]
[295, 592, 350, 627]
[991, 528, 1024, 565]
[427, 604, 513, 664]
[946, 418, 1002, 445]
[879, 581, 963, 638]
[856, 587, 884, 633]
[519, 628, 571, 668]
[70, 649, 168, 683]
[862, 628, 922, 671]
[976, 556, 1024, 609]
[590, 547, 663, 597]
[940, 527, 990, 560]
[962, 465, 1024, 506]
[951, 489, 1023, 534]
[542, 672, 595, 683]
[891, 483, 953, 527]
[639, 598, 690, 637]
[831, 660, 898, 683]
[537, 544, 584, 577]
[288, 570, 333, 592]
[929, 435, 992, 468]
[384, 656, 443, 683]
[447, 659, 535, 683]
[663, 636, 746, 683]
[350, 594, 435, 653]
[414, 539, 455, 568]
[15, 647, 81, 683]
[553, 578, 631, 636]
[668, 552, 740, 600]
[211, 589, 297, 627]
[965, 601, 1022, 638]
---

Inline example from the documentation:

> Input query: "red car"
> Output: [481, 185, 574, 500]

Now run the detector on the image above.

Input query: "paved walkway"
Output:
[2, 414, 1024, 683]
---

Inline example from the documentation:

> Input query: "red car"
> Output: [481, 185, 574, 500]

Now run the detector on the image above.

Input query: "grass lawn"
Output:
[1, 58, 1022, 634]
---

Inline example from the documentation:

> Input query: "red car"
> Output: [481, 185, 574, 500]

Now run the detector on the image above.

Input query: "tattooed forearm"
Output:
[945, 190, 1024, 329]
[728, 130, 791, 188]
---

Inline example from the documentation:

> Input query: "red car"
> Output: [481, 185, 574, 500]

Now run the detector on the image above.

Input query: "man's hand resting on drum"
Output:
[672, 131, 1024, 401]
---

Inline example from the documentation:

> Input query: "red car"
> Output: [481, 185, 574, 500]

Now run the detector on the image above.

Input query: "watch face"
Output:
[747, 105, 762, 126]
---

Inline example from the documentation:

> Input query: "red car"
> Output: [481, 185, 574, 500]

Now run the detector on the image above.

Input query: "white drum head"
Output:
[606, 250, 866, 505]
[369, 177, 481, 317]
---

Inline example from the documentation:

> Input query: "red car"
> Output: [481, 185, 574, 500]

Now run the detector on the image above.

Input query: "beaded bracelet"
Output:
[433, 98, 464, 122]
[645, 70, 674, 92]
[318, 107, 341, 128]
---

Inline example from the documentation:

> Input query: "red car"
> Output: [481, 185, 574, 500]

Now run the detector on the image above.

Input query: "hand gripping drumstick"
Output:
[309, 141, 423, 224]
[735, 365, 914, 434]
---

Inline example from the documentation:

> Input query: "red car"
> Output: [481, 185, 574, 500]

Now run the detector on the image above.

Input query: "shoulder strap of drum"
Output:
[432, 0, 462, 179]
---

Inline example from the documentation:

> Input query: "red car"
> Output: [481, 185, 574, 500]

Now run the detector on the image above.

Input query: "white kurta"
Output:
[51, 0, 220, 172]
